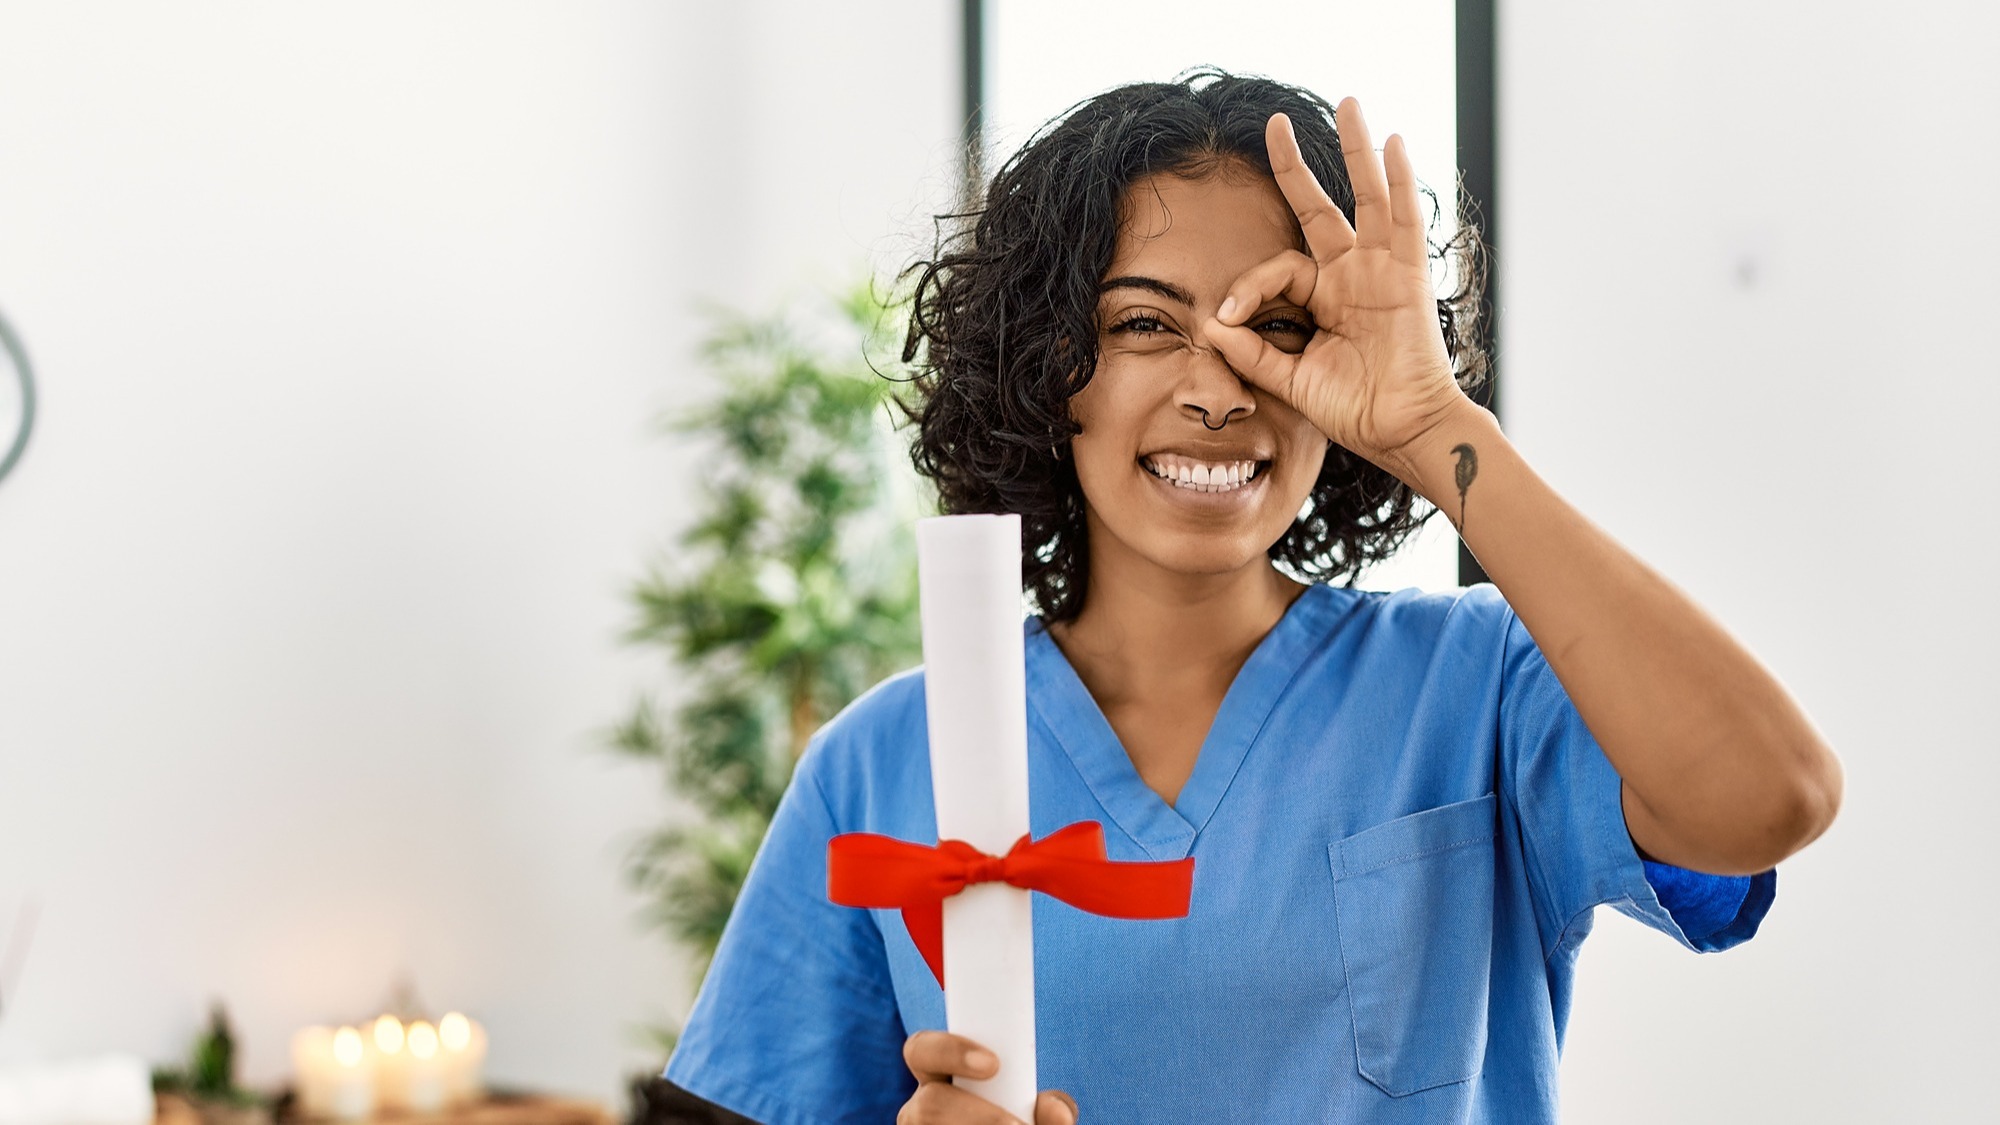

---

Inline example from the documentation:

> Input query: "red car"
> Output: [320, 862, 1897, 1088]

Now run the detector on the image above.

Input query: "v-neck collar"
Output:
[1023, 582, 1351, 861]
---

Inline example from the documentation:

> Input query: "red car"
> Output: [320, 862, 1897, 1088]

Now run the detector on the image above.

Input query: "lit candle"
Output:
[292, 1025, 379, 1120]
[328, 1026, 375, 1121]
[395, 1020, 445, 1113]
[289, 1026, 329, 1119]
[373, 1014, 404, 1056]
[369, 1014, 408, 1113]
[915, 514, 1036, 1122]
[436, 1011, 487, 1105]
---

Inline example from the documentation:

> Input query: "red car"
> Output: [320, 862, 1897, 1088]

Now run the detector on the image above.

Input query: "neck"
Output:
[1045, 533, 1308, 711]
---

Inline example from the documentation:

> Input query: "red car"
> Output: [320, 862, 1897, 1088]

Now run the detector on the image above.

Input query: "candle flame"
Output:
[408, 1020, 438, 1060]
[373, 1014, 404, 1054]
[439, 1012, 471, 1052]
[333, 1026, 363, 1067]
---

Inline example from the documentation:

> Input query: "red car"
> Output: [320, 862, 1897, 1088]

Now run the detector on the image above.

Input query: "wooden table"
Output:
[156, 1092, 618, 1125]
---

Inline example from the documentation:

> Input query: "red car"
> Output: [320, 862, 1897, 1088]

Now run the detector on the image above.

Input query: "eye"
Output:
[1107, 313, 1170, 336]
[1256, 315, 1313, 336]
[1255, 314, 1314, 354]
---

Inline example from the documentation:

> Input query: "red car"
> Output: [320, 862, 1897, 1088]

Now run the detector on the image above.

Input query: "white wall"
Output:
[1501, 2, 2000, 1120]
[0, 0, 958, 1110]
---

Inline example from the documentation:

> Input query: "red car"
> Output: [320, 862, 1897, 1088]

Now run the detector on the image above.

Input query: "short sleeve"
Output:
[662, 737, 916, 1125]
[1496, 602, 1776, 962]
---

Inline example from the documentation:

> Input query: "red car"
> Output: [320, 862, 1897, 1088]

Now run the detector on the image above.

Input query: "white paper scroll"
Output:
[915, 514, 1037, 1122]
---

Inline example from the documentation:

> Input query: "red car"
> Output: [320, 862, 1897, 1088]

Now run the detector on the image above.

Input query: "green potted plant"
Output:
[607, 274, 931, 1062]
[151, 1002, 271, 1125]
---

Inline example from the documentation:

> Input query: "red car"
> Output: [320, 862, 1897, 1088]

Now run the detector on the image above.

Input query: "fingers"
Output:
[1213, 249, 1319, 328]
[1206, 313, 1301, 405]
[898, 1086, 1076, 1125]
[898, 1034, 1078, 1125]
[1035, 1089, 1080, 1125]
[1334, 97, 1393, 251]
[1265, 111, 1356, 266]
[1381, 133, 1427, 266]
[903, 1030, 1000, 1085]
[896, 1081, 1028, 1125]
[1205, 248, 1314, 402]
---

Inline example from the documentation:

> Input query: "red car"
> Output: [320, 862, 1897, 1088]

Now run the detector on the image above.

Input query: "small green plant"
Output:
[607, 275, 931, 1052]
[151, 1002, 267, 1110]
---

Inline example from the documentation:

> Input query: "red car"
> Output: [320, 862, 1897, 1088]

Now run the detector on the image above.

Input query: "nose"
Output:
[1177, 333, 1256, 428]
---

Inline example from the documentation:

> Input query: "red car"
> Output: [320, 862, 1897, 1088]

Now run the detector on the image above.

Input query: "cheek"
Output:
[1251, 406, 1324, 488]
[1282, 440, 1333, 498]
[1067, 385, 1153, 502]
[1064, 385, 1096, 430]
[1065, 364, 1148, 441]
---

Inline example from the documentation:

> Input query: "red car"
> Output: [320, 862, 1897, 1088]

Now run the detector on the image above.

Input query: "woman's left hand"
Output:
[1206, 97, 1471, 475]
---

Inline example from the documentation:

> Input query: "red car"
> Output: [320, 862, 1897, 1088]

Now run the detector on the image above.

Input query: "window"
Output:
[979, 0, 1477, 592]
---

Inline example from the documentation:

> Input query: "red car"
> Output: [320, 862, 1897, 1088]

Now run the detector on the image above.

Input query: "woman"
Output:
[660, 68, 1842, 1124]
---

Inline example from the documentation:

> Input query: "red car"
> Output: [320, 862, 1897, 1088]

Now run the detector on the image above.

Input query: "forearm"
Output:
[1386, 400, 1844, 875]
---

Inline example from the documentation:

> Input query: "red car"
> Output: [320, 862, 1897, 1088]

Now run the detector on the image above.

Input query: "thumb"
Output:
[1034, 1089, 1078, 1125]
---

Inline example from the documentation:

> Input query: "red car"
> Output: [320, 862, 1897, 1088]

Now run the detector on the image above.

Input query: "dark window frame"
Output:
[1454, 0, 1497, 586]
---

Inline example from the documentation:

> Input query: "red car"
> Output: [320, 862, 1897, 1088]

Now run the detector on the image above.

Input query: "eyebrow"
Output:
[1099, 275, 1195, 306]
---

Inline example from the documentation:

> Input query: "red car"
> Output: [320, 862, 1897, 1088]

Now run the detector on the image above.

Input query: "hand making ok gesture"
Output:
[1205, 97, 1474, 477]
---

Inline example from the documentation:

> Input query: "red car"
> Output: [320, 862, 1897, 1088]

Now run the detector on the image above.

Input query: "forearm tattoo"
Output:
[1450, 443, 1478, 531]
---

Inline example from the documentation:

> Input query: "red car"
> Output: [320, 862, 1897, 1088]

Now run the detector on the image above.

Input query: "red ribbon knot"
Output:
[827, 820, 1195, 988]
[961, 849, 1007, 887]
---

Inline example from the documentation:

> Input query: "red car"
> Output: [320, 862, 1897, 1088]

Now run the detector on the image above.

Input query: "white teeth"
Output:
[1143, 454, 1264, 493]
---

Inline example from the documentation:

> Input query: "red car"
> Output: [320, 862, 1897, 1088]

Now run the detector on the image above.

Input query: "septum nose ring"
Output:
[1199, 408, 1239, 431]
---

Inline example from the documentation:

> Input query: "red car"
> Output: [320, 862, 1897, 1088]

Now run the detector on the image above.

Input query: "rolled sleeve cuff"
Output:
[1588, 750, 1778, 954]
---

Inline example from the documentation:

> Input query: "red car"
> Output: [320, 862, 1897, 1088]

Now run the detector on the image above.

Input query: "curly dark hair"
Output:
[893, 66, 1490, 624]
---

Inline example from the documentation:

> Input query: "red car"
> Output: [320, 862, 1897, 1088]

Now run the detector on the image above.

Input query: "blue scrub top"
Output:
[664, 582, 1776, 1124]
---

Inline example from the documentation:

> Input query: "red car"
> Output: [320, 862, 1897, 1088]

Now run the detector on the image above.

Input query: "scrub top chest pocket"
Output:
[1328, 792, 1498, 1097]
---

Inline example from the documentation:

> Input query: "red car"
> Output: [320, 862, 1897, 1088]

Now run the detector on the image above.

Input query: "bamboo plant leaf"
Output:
[604, 274, 932, 997]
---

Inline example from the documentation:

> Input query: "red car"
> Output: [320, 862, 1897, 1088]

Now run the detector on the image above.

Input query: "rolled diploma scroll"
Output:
[916, 514, 1037, 1122]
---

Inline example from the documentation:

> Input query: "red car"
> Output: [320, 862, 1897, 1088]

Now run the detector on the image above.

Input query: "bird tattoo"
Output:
[1450, 443, 1478, 532]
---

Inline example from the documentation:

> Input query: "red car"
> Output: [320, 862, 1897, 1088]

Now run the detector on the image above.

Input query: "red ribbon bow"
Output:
[827, 820, 1195, 988]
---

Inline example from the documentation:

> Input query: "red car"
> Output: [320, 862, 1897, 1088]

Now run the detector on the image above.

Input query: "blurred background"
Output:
[1, 1, 1994, 1123]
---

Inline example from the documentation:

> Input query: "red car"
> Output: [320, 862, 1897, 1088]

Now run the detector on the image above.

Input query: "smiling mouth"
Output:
[1137, 454, 1273, 494]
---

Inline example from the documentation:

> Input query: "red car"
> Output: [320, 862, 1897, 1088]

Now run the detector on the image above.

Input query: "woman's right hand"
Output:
[899, 1031, 1078, 1124]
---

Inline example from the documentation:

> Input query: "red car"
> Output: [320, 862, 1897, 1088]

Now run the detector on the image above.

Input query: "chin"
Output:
[1130, 528, 1275, 578]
